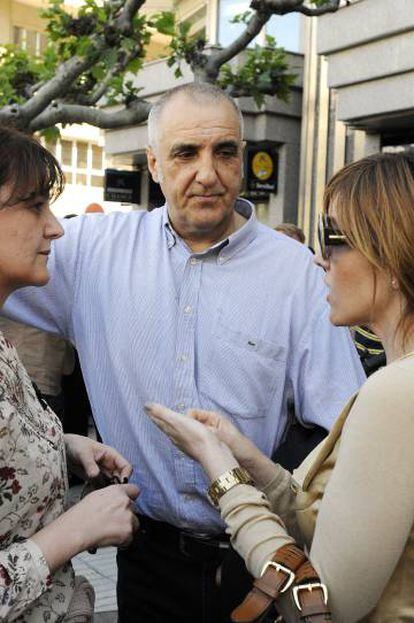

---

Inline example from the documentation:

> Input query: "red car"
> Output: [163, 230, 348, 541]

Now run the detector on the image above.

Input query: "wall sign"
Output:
[245, 144, 278, 197]
[104, 169, 141, 203]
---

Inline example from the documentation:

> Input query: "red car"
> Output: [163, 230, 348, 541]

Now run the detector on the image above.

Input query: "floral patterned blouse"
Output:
[0, 331, 75, 621]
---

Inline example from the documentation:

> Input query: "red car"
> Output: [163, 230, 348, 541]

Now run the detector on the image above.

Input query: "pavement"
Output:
[68, 485, 118, 623]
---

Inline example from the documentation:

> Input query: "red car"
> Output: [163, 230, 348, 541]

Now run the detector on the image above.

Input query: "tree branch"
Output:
[298, 0, 341, 16]
[27, 100, 151, 132]
[13, 0, 145, 126]
[19, 55, 99, 122]
[115, 0, 146, 34]
[249, 0, 340, 16]
[202, 9, 270, 81]
[87, 47, 142, 105]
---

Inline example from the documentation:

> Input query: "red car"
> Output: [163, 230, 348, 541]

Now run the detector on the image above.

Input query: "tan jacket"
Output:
[294, 393, 414, 622]
[220, 353, 414, 622]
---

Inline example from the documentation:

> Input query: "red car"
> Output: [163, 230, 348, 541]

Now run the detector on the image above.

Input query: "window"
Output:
[52, 139, 105, 189]
[63, 171, 73, 185]
[77, 143, 88, 169]
[61, 141, 73, 167]
[13, 26, 48, 55]
[13, 26, 24, 48]
[91, 175, 104, 188]
[92, 145, 103, 170]
[76, 173, 88, 186]
[25, 30, 37, 55]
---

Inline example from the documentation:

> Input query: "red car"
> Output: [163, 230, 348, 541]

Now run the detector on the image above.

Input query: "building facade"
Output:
[299, 0, 414, 245]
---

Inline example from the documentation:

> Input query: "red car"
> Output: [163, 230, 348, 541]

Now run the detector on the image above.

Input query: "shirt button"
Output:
[190, 257, 199, 265]
[178, 355, 188, 363]
[177, 402, 185, 411]
[183, 494, 193, 502]
[184, 305, 193, 314]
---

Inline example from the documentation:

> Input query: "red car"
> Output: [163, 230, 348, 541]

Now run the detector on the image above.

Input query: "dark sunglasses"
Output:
[318, 214, 349, 260]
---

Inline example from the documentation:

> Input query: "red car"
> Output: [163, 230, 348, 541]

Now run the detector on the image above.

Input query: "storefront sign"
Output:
[245, 145, 278, 196]
[104, 169, 141, 203]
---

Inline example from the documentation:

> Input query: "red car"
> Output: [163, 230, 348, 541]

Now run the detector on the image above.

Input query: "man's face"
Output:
[147, 95, 244, 242]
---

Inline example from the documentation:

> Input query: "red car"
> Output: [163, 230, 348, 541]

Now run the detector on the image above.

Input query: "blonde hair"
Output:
[323, 152, 414, 337]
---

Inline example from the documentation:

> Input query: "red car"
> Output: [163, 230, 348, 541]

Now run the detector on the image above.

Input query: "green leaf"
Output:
[40, 126, 61, 141]
[151, 11, 176, 36]
[230, 11, 252, 25]
[216, 37, 297, 109]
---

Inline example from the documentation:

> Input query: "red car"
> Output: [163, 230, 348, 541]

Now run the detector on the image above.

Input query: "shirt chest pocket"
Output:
[199, 316, 287, 419]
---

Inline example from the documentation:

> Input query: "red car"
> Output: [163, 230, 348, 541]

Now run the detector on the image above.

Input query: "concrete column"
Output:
[364, 133, 381, 155]
[297, 18, 318, 237]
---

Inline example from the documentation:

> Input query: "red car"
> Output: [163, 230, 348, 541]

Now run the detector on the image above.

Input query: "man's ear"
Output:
[147, 146, 160, 183]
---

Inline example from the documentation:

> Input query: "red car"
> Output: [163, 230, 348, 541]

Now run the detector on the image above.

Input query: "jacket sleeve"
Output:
[0, 540, 51, 621]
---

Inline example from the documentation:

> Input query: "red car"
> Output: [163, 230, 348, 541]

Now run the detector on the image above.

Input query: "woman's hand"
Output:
[145, 403, 239, 480]
[73, 483, 140, 550]
[64, 434, 132, 482]
[146, 404, 279, 488]
[186, 407, 256, 464]
[31, 483, 140, 573]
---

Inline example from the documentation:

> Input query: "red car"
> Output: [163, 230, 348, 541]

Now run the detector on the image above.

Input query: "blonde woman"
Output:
[0, 127, 139, 622]
[147, 152, 414, 622]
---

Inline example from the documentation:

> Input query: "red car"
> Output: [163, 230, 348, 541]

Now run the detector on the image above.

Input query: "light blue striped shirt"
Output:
[4, 200, 365, 531]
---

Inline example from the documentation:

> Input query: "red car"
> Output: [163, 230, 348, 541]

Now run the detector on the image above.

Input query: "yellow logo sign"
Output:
[251, 151, 273, 181]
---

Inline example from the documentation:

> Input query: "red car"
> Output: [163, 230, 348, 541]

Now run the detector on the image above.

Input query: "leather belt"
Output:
[231, 544, 331, 623]
[137, 514, 230, 562]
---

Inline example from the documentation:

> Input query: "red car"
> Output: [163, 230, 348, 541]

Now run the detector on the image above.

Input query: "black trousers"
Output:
[116, 517, 277, 623]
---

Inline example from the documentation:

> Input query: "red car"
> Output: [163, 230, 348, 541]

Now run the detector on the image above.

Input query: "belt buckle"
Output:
[260, 560, 295, 593]
[292, 582, 328, 611]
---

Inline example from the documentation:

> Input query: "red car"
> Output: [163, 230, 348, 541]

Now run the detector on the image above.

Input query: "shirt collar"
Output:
[162, 198, 258, 262]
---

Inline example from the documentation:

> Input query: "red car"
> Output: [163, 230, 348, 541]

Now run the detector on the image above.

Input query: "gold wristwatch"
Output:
[207, 467, 253, 507]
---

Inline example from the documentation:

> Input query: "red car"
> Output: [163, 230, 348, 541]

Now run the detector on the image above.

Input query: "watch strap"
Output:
[207, 467, 253, 507]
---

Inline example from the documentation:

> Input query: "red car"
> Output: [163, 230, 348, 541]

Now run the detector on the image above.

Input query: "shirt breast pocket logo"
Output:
[215, 322, 283, 361]
[200, 318, 287, 420]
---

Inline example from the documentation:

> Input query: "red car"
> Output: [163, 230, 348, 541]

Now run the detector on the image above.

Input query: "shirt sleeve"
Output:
[1, 216, 91, 342]
[288, 257, 366, 429]
[0, 540, 51, 621]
